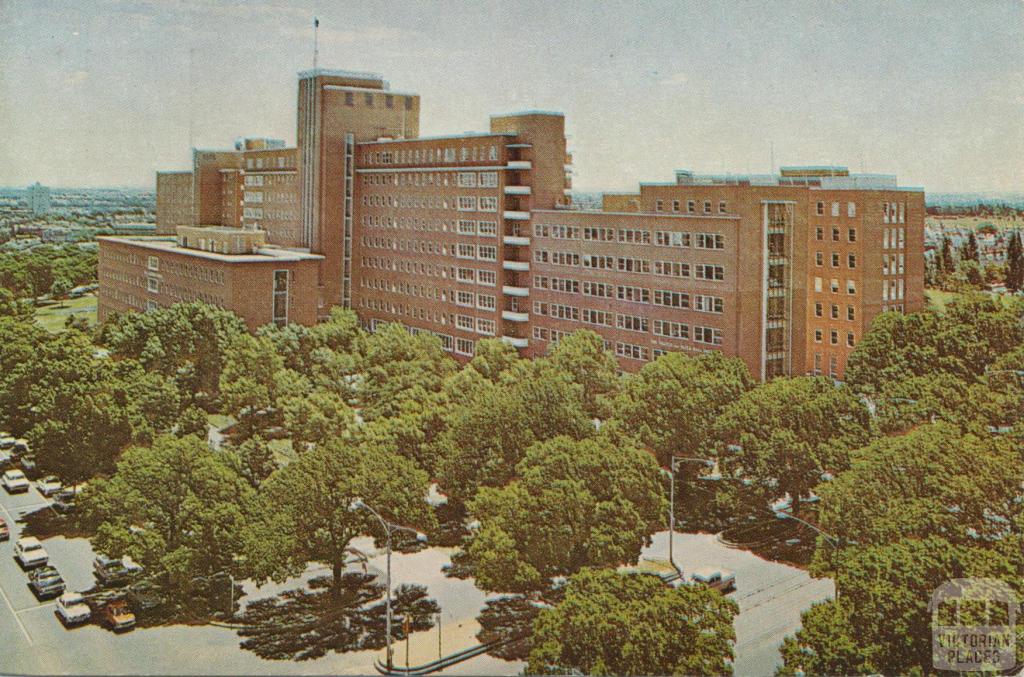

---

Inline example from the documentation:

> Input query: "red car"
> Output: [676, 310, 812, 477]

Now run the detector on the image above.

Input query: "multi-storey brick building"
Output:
[99, 66, 923, 380]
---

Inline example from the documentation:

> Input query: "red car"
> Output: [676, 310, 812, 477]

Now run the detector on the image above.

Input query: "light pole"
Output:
[772, 510, 841, 550]
[350, 499, 427, 672]
[667, 456, 714, 578]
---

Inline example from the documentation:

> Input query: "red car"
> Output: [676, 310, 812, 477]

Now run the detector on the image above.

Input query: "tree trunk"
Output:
[332, 561, 344, 595]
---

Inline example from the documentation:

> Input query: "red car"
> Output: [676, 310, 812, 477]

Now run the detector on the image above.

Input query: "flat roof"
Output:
[298, 68, 384, 82]
[490, 110, 564, 118]
[98, 236, 323, 263]
[358, 131, 517, 145]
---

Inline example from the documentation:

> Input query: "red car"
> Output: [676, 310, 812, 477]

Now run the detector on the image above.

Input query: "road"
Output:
[1, 482, 828, 676]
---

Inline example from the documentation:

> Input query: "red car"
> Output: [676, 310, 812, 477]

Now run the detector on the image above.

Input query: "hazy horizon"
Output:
[1, 0, 1022, 193]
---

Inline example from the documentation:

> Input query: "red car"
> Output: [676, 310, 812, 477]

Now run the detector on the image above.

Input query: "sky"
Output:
[0, 0, 1022, 193]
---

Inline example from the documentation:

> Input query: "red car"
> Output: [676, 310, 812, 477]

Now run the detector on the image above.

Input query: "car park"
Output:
[35, 475, 63, 497]
[2, 468, 30, 493]
[94, 555, 143, 587]
[0, 516, 9, 541]
[14, 536, 49, 568]
[55, 591, 92, 626]
[688, 567, 737, 593]
[98, 597, 136, 632]
[29, 565, 66, 599]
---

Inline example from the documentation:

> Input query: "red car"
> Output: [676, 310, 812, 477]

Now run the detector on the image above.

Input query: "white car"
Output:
[15, 536, 49, 569]
[35, 476, 63, 497]
[688, 567, 736, 593]
[2, 469, 30, 494]
[55, 592, 92, 626]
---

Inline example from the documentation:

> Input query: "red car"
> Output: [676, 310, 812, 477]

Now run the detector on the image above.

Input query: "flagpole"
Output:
[313, 17, 319, 70]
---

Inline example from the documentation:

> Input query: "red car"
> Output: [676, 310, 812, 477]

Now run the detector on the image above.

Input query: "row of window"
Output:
[814, 328, 857, 348]
[457, 196, 499, 212]
[534, 250, 726, 280]
[456, 172, 500, 188]
[814, 303, 857, 321]
[815, 252, 858, 269]
[816, 201, 857, 218]
[653, 199, 728, 215]
[882, 253, 906, 275]
[362, 143, 499, 166]
[532, 301, 723, 344]
[533, 224, 726, 249]
[244, 156, 289, 170]
[816, 226, 857, 243]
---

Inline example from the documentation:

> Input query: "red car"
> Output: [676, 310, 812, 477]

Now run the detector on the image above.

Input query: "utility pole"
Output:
[313, 17, 319, 71]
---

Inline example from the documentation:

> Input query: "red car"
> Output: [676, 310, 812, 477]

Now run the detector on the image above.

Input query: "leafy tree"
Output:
[281, 388, 354, 453]
[49, 276, 72, 307]
[714, 377, 871, 512]
[25, 256, 54, 301]
[940, 234, 956, 276]
[956, 259, 984, 289]
[438, 360, 593, 505]
[546, 329, 621, 419]
[0, 317, 47, 431]
[614, 351, 752, 466]
[220, 333, 310, 436]
[463, 434, 665, 592]
[357, 386, 448, 475]
[230, 435, 277, 489]
[84, 434, 255, 584]
[960, 230, 979, 263]
[358, 322, 456, 421]
[1007, 231, 1024, 293]
[815, 422, 1022, 550]
[257, 307, 364, 376]
[243, 437, 434, 591]
[528, 568, 738, 676]
[98, 302, 248, 405]
[0, 288, 32, 319]
[176, 405, 211, 438]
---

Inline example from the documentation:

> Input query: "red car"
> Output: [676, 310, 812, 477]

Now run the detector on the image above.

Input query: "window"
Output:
[477, 245, 497, 261]
[847, 202, 856, 217]
[457, 196, 477, 211]
[847, 332, 855, 347]
[719, 201, 727, 214]
[848, 253, 856, 268]
[831, 202, 840, 217]
[814, 329, 823, 343]
[653, 319, 688, 339]
[616, 314, 649, 332]
[583, 281, 614, 298]
[816, 227, 824, 241]
[694, 295, 723, 313]
[457, 172, 478, 187]
[615, 341, 649, 360]
[617, 257, 650, 273]
[656, 199, 664, 212]
[477, 221, 497, 237]
[695, 233, 725, 249]
[456, 243, 476, 259]
[816, 251, 824, 267]
[405, 96, 414, 111]
[694, 264, 724, 281]
[479, 196, 498, 212]
[830, 278, 839, 293]
[364, 92, 374, 106]
[457, 219, 477, 235]
[456, 290, 474, 307]
[831, 304, 839, 319]
[455, 338, 475, 356]
[815, 302, 823, 317]
[618, 228, 651, 244]
[687, 200, 695, 213]
[816, 202, 825, 215]
[693, 326, 723, 345]
[582, 308, 613, 326]
[847, 280, 856, 295]
[476, 318, 496, 336]
[654, 289, 689, 308]
[272, 270, 288, 327]
[672, 200, 680, 212]
[848, 228, 856, 243]
[656, 231, 689, 248]
[831, 252, 840, 267]
[344, 92, 354, 106]
[584, 227, 615, 241]
[385, 94, 394, 109]
[147, 256, 159, 271]
[456, 315, 475, 331]
[703, 200, 712, 214]
[479, 172, 498, 187]
[582, 254, 613, 270]
[457, 268, 475, 283]
[617, 285, 650, 303]
[477, 270, 497, 286]
[832, 227, 840, 242]
[814, 277, 823, 293]
[847, 305, 855, 321]
[654, 260, 689, 278]
[830, 330, 839, 345]
[147, 277, 159, 293]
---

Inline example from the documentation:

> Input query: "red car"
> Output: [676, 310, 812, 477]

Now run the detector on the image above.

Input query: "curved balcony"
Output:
[504, 210, 530, 221]
[502, 310, 529, 322]
[506, 160, 532, 170]
[503, 235, 530, 246]
[504, 185, 531, 196]
[503, 260, 530, 272]
[502, 285, 530, 297]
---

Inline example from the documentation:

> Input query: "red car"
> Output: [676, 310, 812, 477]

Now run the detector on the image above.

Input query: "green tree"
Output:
[940, 234, 956, 276]
[49, 276, 72, 307]
[230, 435, 277, 489]
[546, 330, 621, 419]
[85, 434, 255, 584]
[220, 333, 310, 436]
[528, 568, 738, 676]
[1006, 231, 1024, 293]
[614, 351, 752, 466]
[956, 259, 984, 289]
[281, 388, 355, 453]
[960, 230, 979, 263]
[438, 360, 592, 505]
[25, 255, 54, 301]
[243, 437, 435, 591]
[464, 434, 665, 592]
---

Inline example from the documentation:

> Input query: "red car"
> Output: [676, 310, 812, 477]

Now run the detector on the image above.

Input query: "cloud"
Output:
[658, 71, 688, 88]
[65, 70, 89, 85]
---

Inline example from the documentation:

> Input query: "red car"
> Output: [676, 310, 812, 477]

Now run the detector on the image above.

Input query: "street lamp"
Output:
[666, 456, 715, 578]
[349, 499, 427, 672]
[772, 510, 840, 550]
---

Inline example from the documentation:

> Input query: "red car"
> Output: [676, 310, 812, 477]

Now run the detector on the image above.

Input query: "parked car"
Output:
[55, 591, 92, 626]
[99, 597, 136, 632]
[688, 567, 736, 593]
[94, 555, 143, 587]
[127, 579, 164, 612]
[29, 565, 66, 599]
[18, 455, 38, 478]
[0, 516, 9, 541]
[2, 468, 30, 494]
[52, 496, 77, 514]
[14, 536, 49, 569]
[0, 436, 16, 450]
[35, 476, 63, 497]
[54, 485, 85, 502]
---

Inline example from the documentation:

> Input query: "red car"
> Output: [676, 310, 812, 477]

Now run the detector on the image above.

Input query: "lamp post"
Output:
[667, 456, 715, 578]
[350, 499, 427, 672]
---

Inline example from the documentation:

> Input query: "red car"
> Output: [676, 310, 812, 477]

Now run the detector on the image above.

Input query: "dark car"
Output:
[29, 565, 66, 599]
[94, 555, 143, 587]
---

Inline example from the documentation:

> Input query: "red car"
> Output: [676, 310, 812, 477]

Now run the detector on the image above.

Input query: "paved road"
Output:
[1, 481, 827, 676]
